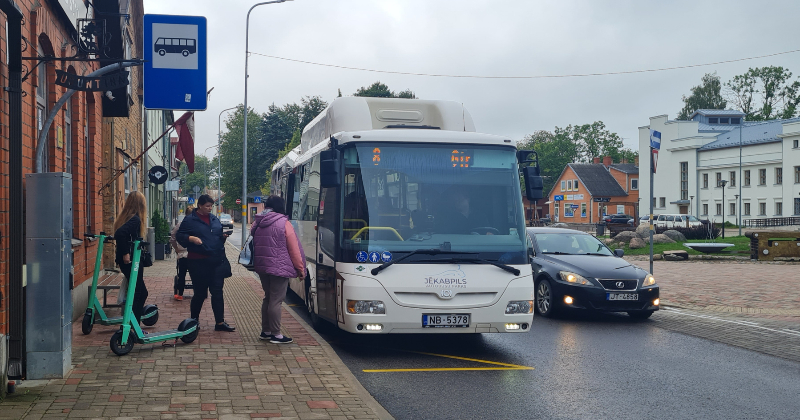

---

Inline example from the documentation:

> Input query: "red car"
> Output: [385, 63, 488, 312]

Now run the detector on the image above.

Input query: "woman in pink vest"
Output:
[250, 195, 306, 344]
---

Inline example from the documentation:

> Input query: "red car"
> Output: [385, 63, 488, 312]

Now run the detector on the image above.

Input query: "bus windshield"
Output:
[341, 143, 526, 263]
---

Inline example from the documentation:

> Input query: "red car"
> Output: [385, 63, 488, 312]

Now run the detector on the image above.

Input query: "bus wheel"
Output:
[182, 50, 189, 57]
[158, 49, 166, 56]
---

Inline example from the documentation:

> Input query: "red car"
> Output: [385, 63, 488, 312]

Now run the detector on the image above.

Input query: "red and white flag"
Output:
[174, 111, 196, 172]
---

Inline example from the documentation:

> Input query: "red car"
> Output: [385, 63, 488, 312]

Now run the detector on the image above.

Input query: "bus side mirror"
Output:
[522, 166, 543, 200]
[320, 149, 341, 188]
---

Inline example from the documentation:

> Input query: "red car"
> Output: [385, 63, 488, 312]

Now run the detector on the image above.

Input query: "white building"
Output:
[638, 110, 800, 225]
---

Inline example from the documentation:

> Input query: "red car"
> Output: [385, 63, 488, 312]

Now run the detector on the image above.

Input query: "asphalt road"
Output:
[228, 224, 243, 248]
[285, 298, 800, 420]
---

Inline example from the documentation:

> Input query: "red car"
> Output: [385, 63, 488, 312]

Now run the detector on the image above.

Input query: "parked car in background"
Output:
[526, 227, 660, 319]
[604, 214, 634, 224]
[219, 213, 234, 229]
[654, 214, 702, 229]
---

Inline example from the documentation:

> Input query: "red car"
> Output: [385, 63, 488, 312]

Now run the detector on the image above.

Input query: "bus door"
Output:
[316, 186, 340, 323]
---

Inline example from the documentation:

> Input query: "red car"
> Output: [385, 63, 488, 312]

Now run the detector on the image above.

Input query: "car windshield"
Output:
[220, 214, 231, 220]
[533, 233, 613, 256]
[339, 142, 526, 262]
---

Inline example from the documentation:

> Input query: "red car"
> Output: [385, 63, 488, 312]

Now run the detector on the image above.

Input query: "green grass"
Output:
[617, 235, 751, 256]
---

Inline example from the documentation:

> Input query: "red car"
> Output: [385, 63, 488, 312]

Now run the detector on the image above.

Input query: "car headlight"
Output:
[559, 271, 592, 286]
[505, 300, 534, 314]
[642, 274, 656, 287]
[346, 300, 385, 314]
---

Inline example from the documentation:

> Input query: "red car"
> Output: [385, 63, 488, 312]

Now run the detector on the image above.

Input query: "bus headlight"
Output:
[505, 300, 534, 314]
[347, 300, 386, 314]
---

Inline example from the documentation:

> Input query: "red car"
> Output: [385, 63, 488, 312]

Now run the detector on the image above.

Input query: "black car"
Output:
[603, 213, 633, 224]
[526, 227, 659, 319]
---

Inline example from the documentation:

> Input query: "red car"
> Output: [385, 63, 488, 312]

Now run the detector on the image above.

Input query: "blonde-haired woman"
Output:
[113, 191, 150, 324]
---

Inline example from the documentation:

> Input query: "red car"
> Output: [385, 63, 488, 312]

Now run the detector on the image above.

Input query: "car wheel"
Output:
[627, 310, 654, 320]
[535, 278, 558, 318]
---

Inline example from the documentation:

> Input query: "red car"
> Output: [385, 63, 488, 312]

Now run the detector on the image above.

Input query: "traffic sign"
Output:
[143, 14, 208, 110]
[571, 204, 580, 209]
[148, 165, 168, 184]
[192, 185, 201, 193]
[593, 197, 611, 202]
[554, 195, 564, 201]
[187, 196, 195, 204]
[649, 129, 661, 150]
[235, 198, 242, 205]
[253, 196, 262, 203]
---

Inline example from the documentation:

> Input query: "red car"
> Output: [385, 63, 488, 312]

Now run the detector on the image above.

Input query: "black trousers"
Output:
[174, 258, 189, 295]
[187, 258, 225, 323]
[119, 262, 148, 323]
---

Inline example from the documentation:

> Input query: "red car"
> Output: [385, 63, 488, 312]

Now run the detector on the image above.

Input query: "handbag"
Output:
[218, 251, 233, 278]
[140, 249, 154, 268]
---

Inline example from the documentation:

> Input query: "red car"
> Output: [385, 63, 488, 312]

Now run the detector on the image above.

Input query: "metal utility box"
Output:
[25, 173, 73, 379]
[747, 231, 800, 261]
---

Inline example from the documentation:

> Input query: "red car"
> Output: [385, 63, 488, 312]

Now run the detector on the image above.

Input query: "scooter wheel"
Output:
[178, 318, 199, 344]
[141, 305, 159, 326]
[110, 330, 134, 356]
[81, 313, 93, 335]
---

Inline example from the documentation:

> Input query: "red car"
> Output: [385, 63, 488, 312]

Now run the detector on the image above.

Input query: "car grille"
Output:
[597, 279, 639, 291]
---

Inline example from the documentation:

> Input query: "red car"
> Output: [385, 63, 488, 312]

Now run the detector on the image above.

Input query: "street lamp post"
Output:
[242, 0, 291, 247]
[690, 196, 694, 216]
[218, 106, 237, 217]
[204, 144, 220, 213]
[738, 118, 743, 236]
[720, 179, 728, 238]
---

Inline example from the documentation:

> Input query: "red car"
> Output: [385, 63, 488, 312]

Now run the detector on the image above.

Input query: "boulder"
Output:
[663, 250, 689, 261]
[635, 223, 651, 238]
[629, 237, 646, 249]
[614, 231, 639, 244]
[662, 229, 687, 243]
[603, 238, 616, 245]
[652, 234, 676, 244]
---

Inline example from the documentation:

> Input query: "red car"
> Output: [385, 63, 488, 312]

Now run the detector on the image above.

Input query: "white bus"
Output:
[270, 97, 543, 334]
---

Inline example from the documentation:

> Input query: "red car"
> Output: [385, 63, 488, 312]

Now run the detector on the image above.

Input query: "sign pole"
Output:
[649, 146, 654, 275]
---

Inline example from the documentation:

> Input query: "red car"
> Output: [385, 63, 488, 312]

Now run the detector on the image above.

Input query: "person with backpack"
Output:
[250, 195, 305, 344]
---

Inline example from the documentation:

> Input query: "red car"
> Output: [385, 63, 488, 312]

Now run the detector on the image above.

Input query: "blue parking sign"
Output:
[143, 14, 207, 110]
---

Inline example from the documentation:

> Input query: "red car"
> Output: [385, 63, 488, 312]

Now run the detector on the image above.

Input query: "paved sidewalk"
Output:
[2, 244, 391, 420]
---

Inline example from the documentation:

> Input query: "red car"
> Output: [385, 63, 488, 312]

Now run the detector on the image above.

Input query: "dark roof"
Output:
[569, 163, 628, 197]
[609, 163, 638, 175]
[690, 109, 746, 118]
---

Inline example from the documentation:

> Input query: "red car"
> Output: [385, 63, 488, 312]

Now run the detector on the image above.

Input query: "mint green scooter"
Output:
[82, 232, 158, 334]
[110, 239, 199, 356]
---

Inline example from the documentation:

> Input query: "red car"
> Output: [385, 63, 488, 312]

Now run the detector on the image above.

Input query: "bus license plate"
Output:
[422, 314, 470, 328]
[607, 293, 638, 301]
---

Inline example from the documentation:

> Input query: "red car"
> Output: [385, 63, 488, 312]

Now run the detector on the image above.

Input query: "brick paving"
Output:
[2, 244, 389, 420]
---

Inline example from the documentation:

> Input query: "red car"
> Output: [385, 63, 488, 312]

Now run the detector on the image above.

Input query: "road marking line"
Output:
[362, 350, 534, 373]
[664, 308, 800, 338]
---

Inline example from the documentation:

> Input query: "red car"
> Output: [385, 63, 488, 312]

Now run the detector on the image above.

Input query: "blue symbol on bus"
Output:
[356, 251, 368, 263]
[381, 251, 392, 263]
[368, 252, 381, 263]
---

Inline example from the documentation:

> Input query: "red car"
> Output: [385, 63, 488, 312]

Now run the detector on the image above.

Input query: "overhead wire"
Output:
[249, 48, 800, 79]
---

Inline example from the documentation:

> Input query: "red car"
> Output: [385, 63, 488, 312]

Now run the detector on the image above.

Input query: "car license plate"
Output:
[422, 314, 470, 328]
[607, 293, 638, 301]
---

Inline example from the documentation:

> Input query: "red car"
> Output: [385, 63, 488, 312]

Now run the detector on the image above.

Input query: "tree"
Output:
[354, 81, 417, 99]
[179, 154, 213, 197]
[677, 72, 727, 120]
[725, 66, 800, 120]
[518, 130, 577, 196]
[218, 106, 266, 210]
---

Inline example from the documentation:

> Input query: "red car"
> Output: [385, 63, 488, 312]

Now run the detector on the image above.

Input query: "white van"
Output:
[654, 214, 702, 229]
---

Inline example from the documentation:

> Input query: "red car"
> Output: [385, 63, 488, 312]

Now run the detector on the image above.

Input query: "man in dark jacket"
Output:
[176, 195, 235, 332]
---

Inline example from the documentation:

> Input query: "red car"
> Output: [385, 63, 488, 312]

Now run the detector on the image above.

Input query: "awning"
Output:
[670, 200, 691, 205]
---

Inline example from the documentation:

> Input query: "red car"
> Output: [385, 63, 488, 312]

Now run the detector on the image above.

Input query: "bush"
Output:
[152, 210, 171, 244]
[655, 224, 719, 240]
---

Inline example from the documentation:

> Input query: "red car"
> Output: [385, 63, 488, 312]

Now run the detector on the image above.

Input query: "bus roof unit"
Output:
[300, 97, 476, 154]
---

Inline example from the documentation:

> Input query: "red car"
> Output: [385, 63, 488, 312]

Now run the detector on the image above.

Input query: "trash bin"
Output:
[596, 223, 605, 236]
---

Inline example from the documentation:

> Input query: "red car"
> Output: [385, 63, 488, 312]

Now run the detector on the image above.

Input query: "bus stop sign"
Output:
[143, 14, 207, 110]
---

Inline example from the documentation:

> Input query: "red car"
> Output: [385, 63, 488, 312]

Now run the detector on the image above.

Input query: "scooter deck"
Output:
[140, 328, 195, 344]
[97, 316, 124, 325]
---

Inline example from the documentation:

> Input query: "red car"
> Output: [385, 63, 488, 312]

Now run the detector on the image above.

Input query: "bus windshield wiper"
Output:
[371, 249, 476, 275]
[413, 257, 521, 276]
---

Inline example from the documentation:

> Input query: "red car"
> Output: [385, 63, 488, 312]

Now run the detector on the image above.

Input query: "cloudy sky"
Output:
[142, 0, 800, 158]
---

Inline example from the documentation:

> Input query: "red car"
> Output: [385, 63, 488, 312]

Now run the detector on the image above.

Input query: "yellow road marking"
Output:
[362, 350, 534, 373]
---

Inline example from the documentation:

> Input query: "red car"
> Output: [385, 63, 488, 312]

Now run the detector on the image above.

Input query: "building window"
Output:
[729, 171, 735, 187]
[759, 169, 766, 185]
[759, 202, 766, 216]
[729, 202, 736, 216]
[566, 180, 572, 191]
[561, 180, 566, 191]
[36, 47, 48, 170]
[573, 180, 579, 191]
[123, 156, 131, 198]
[554, 202, 559, 220]
[731, 118, 741, 124]
[65, 99, 72, 174]
[796, 166, 800, 183]
[744, 202, 750, 216]
[564, 203, 574, 218]
[720, 118, 730, 124]
[702, 173, 708, 189]
[580, 203, 586, 218]
[709, 117, 719, 124]
[793, 139, 799, 148]
[659, 197, 665, 208]
[680, 162, 688, 200]
[716, 172, 722, 187]
[652, 197, 656, 208]
[715, 203, 722, 216]
[775, 202, 782, 216]
[795, 198, 800, 215]
[702, 204, 708, 215]
[617, 205, 625, 214]
[744, 170, 751, 186]
[631, 179, 638, 190]
[775, 167, 782, 185]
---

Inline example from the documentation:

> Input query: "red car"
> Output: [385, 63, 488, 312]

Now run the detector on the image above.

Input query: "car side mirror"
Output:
[614, 249, 624, 258]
